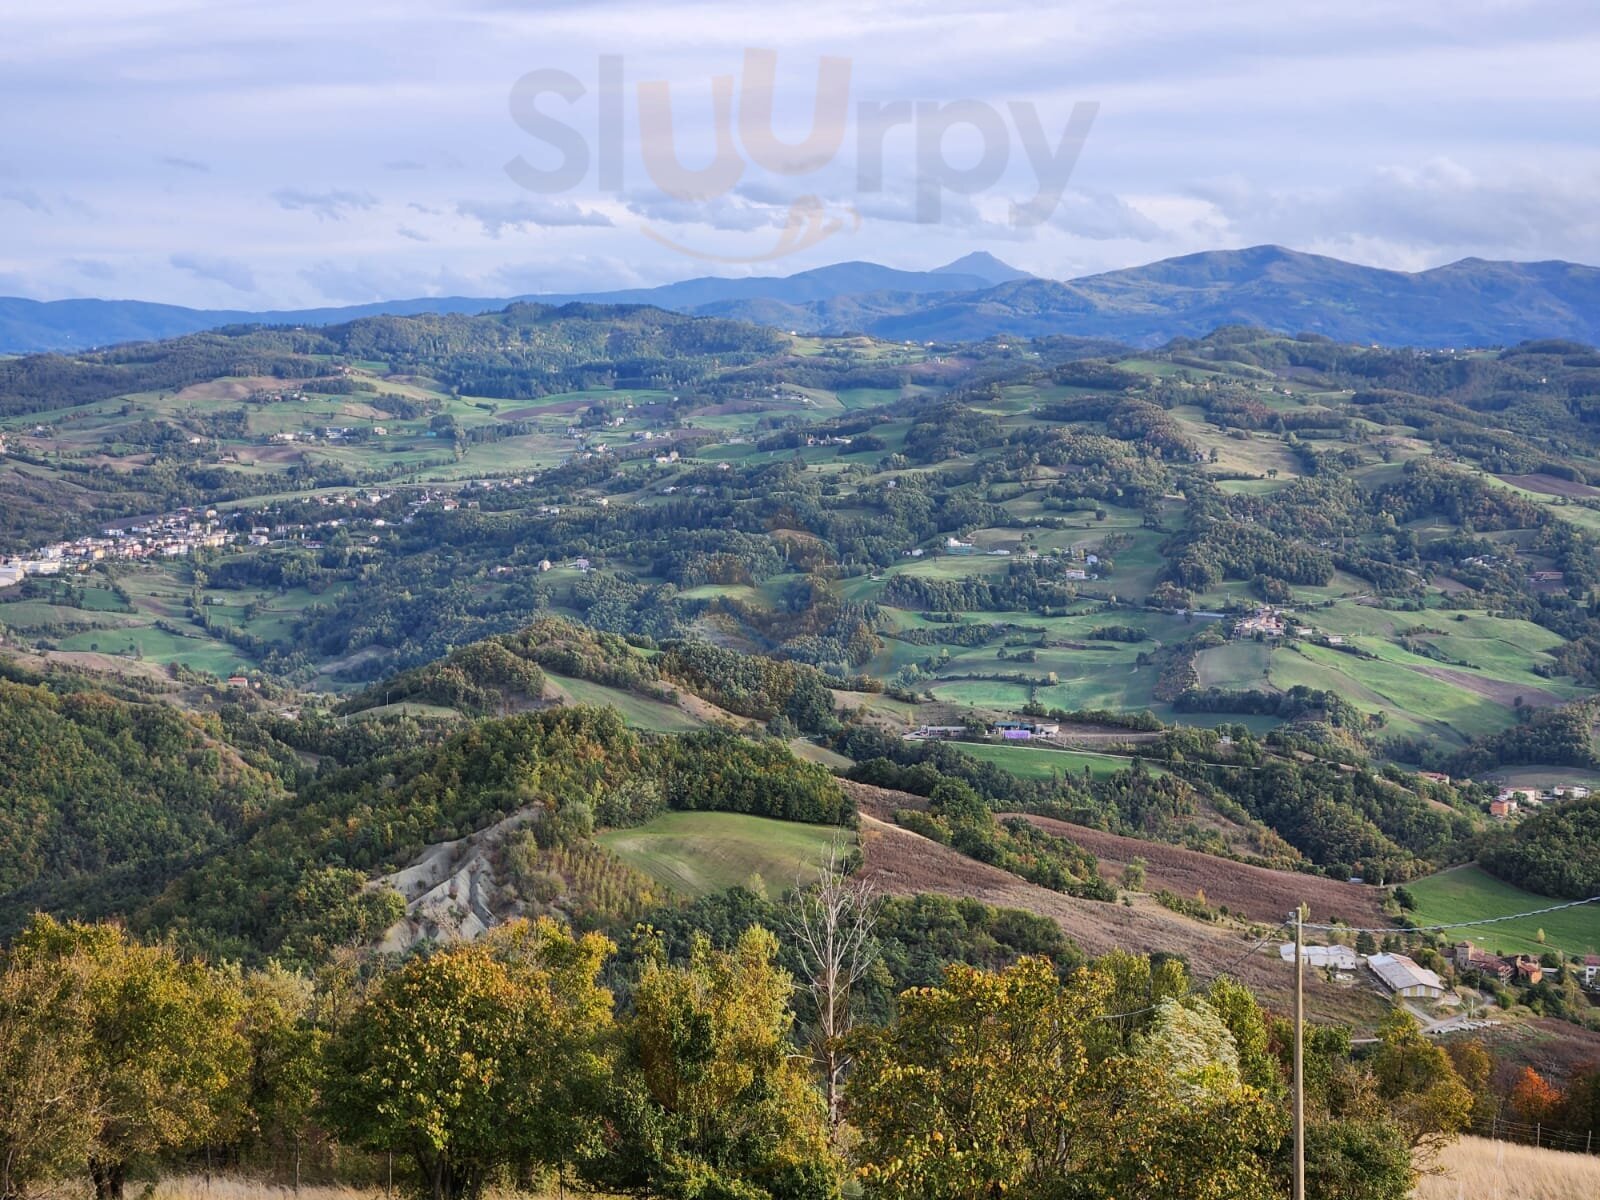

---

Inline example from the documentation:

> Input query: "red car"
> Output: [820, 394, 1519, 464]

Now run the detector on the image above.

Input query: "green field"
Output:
[544, 673, 703, 732]
[597, 812, 852, 897]
[55, 623, 250, 676]
[1404, 866, 1600, 958]
[952, 740, 1164, 781]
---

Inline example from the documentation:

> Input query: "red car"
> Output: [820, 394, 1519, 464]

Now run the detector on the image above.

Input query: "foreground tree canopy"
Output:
[0, 909, 1492, 1200]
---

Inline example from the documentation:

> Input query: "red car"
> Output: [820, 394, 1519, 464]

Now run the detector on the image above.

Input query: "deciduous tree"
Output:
[8, 918, 248, 1200]
[325, 918, 615, 1200]
[590, 926, 840, 1200]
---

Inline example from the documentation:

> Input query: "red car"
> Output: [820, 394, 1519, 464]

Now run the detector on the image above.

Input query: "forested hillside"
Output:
[0, 662, 285, 926]
[1480, 795, 1600, 899]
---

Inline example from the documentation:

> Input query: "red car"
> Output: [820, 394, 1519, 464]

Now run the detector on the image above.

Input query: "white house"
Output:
[1279, 944, 1361, 972]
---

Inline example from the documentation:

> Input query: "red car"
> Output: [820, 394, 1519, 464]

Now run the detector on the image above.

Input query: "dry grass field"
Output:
[854, 811, 1385, 1024]
[149, 1181, 381, 1200]
[1007, 811, 1390, 928]
[1414, 1136, 1600, 1200]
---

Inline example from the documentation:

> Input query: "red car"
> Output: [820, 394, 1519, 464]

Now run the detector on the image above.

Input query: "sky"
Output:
[2, 0, 1599, 309]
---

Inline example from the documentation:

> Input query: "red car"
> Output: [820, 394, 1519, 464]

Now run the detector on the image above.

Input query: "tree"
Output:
[1443, 1038, 1495, 1126]
[7, 918, 248, 1200]
[849, 955, 1093, 1199]
[326, 919, 615, 1200]
[1368, 1006, 1472, 1161]
[1121, 856, 1147, 891]
[785, 844, 880, 1130]
[848, 956, 1281, 1200]
[237, 965, 326, 1186]
[1301, 1119, 1414, 1200]
[0, 946, 98, 1200]
[590, 926, 840, 1200]
[1510, 1067, 1563, 1126]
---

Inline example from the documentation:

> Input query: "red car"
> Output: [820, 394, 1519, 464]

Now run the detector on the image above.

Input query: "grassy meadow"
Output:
[952, 740, 1164, 781]
[1405, 866, 1600, 958]
[597, 812, 852, 897]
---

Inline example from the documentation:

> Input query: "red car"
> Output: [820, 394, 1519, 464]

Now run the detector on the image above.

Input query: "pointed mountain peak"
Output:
[932, 252, 1033, 285]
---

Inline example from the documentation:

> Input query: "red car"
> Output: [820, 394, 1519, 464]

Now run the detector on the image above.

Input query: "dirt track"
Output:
[1497, 472, 1600, 499]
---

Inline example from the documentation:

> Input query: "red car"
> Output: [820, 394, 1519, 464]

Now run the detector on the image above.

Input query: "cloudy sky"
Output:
[3, 0, 1598, 308]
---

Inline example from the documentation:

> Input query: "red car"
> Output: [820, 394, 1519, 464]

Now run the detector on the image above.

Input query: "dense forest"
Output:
[1479, 795, 1600, 899]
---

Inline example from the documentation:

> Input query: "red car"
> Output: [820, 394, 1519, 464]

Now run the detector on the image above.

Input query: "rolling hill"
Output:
[8, 245, 1600, 353]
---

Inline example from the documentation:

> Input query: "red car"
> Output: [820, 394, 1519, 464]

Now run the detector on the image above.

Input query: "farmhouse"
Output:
[991, 720, 1061, 740]
[1582, 955, 1600, 988]
[1453, 941, 1513, 983]
[1367, 953, 1445, 999]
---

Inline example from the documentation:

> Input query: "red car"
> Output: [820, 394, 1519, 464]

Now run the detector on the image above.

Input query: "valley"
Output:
[3, 303, 1599, 1200]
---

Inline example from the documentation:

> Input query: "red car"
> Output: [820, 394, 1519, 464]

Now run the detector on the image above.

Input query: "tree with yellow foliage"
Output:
[6, 918, 248, 1200]
[325, 918, 615, 1200]
[847, 955, 1281, 1200]
[589, 925, 841, 1200]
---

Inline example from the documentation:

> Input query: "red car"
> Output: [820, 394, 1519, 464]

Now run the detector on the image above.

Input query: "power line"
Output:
[1204, 921, 1292, 984]
[1299, 894, 1600, 936]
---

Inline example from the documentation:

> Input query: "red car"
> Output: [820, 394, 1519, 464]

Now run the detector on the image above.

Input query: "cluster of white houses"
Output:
[1234, 606, 1346, 644]
[1, 512, 233, 589]
[906, 719, 1063, 742]
[1489, 783, 1591, 819]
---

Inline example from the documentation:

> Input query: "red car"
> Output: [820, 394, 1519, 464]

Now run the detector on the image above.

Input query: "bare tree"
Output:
[785, 841, 880, 1129]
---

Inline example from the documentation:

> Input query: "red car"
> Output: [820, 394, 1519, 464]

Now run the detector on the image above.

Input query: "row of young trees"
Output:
[2, 898, 1484, 1200]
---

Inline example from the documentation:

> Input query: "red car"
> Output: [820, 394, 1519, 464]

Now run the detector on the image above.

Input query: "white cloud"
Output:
[169, 252, 257, 293]
[1190, 159, 1600, 264]
[456, 198, 615, 235]
[272, 188, 379, 221]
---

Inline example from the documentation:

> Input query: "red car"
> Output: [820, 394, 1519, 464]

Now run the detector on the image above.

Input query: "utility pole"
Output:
[1293, 905, 1306, 1200]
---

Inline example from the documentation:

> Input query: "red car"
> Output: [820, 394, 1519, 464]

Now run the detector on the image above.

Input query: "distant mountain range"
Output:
[5, 245, 1600, 354]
